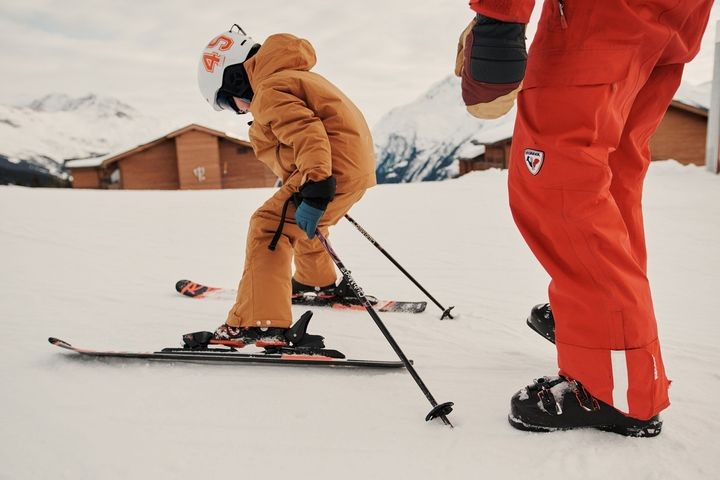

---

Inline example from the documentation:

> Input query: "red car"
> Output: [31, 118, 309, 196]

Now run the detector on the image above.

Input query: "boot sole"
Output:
[508, 414, 662, 438]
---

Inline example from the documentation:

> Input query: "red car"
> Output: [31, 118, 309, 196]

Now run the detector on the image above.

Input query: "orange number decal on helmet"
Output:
[207, 35, 234, 51]
[202, 52, 222, 72]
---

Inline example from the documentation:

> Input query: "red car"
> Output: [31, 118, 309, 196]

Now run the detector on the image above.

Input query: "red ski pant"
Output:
[508, 0, 712, 419]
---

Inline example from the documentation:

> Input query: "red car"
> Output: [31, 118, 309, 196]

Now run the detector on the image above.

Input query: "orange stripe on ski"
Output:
[180, 281, 222, 299]
[208, 339, 288, 348]
[209, 339, 247, 348]
[331, 303, 365, 311]
[180, 281, 204, 297]
[256, 340, 288, 348]
[280, 354, 335, 361]
[331, 302, 390, 311]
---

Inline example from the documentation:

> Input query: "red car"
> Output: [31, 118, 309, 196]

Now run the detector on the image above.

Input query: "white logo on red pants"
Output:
[524, 149, 545, 176]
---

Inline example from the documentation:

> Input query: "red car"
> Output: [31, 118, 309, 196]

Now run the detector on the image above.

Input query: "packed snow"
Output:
[2, 161, 719, 479]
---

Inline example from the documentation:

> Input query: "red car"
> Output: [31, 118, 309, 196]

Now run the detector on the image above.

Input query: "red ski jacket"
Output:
[469, 0, 535, 23]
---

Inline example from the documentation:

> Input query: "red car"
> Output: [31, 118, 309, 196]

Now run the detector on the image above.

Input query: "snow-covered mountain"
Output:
[373, 76, 517, 183]
[0, 94, 178, 184]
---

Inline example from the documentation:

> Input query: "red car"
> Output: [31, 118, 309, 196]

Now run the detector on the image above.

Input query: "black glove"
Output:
[469, 14, 527, 85]
[297, 176, 337, 211]
[456, 13, 527, 119]
[293, 176, 336, 240]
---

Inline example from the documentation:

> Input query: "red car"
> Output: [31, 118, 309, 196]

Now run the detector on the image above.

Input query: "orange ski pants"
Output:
[508, 0, 713, 419]
[226, 185, 365, 329]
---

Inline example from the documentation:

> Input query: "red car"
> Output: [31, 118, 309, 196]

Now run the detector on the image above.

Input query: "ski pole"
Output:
[315, 230, 455, 428]
[344, 214, 455, 320]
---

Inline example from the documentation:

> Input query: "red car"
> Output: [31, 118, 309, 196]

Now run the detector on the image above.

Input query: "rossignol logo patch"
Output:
[524, 149, 545, 176]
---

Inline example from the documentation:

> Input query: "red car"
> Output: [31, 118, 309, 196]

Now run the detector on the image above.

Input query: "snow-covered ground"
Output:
[1, 161, 719, 479]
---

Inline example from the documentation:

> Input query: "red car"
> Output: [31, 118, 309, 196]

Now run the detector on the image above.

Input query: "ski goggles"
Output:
[216, 90, 248, 114]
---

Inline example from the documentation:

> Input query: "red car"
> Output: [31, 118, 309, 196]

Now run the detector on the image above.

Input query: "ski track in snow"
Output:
[1, 161, 719, 479]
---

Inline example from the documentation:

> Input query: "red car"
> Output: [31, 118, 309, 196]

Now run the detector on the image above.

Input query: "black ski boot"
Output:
[509, 376, 662, 437]
[291, 278, 337, 298]
[184, 311, 326, 350]
[527, 303, 555, 343]
[292, 277, 376, 306]
[332, 276, 380, 305]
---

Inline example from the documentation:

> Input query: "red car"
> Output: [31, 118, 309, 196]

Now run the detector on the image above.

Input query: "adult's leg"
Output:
[608, 64, 685, 272]
[508, 37, 670, 420]
[508, 0, 711, 422]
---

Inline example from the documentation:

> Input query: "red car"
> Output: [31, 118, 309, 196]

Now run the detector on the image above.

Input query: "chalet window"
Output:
[110, 168, 121, 184]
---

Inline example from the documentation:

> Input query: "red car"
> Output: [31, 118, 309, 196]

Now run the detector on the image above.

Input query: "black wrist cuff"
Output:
[299, 176, 337, 211]
[475, 13, 502, 25]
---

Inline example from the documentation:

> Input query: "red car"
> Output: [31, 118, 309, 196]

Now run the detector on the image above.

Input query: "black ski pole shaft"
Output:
[315, 231, 454, 428]
[344, 214, 455, 320]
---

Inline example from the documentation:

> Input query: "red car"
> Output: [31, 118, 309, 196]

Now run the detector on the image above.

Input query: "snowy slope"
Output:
[1, 161, 719, 479]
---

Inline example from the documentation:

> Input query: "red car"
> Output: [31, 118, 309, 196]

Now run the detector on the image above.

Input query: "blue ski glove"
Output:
[295, 202, 325, 240]
[294, 176, 337, 240]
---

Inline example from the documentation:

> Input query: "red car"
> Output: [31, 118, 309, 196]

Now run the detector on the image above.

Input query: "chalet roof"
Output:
[669, 99, 708, 117]
[457, 113, 516, 160]
[456, 142, 485, 160]
[673, 81, 711, 112]
[63, 157, 108, 169]
[65, 124, 252, 169]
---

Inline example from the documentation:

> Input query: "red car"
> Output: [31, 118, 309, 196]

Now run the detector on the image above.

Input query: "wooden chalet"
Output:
[66, 124, 276, 190]
[457, 120, 515, 175]
[649, 100, 708, 166]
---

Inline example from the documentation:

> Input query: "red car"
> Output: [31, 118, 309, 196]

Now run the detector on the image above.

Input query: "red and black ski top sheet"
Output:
[48, 337, 408, 369]
[175, 279, 427, 314]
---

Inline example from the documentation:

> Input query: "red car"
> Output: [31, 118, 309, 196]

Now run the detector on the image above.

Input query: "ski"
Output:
[175, 279, 427, 314]
[48, 337, 407, 369]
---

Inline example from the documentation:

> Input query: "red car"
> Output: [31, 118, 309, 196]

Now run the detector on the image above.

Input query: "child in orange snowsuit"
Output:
[197, 28, 376, 342]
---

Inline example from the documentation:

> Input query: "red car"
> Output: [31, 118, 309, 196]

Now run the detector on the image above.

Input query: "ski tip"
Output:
[175, 279, 191, 292]
[48, 337, 71, 348]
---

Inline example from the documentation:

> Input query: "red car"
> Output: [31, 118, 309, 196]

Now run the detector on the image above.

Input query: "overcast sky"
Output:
[1, 0, 717, 134]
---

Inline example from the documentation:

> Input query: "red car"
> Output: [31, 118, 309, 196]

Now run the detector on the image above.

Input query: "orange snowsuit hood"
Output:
[242, 34, 376, 192]
[245, 34, 317, 85]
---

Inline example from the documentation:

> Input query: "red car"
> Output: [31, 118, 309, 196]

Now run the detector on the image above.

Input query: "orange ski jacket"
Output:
[243, 34, 377, 194]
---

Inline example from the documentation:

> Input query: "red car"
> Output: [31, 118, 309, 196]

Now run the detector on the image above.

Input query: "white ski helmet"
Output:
[197, 25, 259, 111]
